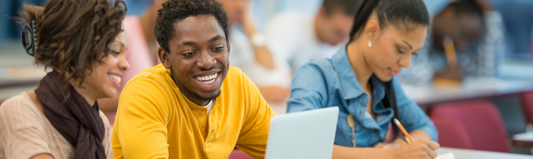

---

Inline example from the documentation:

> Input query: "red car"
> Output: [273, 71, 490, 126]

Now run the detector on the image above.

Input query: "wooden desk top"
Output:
[438, 147, 533, 159]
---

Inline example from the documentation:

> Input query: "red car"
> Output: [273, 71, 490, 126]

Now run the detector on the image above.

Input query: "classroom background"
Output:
[2, 0, 533, 157]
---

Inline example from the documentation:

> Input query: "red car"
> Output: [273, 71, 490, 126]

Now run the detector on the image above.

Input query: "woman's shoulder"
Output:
[0, 92, 41, 116]
[295, 58, 337, 77]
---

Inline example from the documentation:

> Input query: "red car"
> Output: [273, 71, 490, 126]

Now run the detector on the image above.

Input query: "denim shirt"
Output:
[286, 45, 438, 147]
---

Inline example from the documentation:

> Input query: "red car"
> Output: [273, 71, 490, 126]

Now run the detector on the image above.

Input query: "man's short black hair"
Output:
[322, 0, 363, 17]
[153, 0, 229, 53]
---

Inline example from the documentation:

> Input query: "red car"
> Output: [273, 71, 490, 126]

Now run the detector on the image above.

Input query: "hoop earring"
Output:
[368, 41, 372, 48]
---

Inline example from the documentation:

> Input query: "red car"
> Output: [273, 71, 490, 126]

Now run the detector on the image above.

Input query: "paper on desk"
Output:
[435, 152, 455, 159]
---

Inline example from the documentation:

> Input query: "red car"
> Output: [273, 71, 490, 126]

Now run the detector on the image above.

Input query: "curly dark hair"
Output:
[17, 0, 127, 95]
[154, 0, 229, 53]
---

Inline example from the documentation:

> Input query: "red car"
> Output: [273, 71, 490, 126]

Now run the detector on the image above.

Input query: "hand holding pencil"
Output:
[394, 118, 414, 144]
[382, 118, 440, 159]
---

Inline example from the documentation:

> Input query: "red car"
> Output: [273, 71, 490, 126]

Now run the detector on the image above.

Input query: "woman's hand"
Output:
[386, 139, 440, 159]
[374, 137, 409, 149]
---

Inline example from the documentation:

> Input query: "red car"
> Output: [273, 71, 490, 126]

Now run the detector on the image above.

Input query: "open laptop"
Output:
[265, 107, 339, 159]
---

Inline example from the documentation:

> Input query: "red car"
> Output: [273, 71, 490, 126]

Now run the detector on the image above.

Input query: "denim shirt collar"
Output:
[331, 45, 386, 103]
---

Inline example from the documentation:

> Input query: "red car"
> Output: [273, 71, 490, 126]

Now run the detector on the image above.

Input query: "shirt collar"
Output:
[332, 45, 365, 100]
[332, 45, 387, 102]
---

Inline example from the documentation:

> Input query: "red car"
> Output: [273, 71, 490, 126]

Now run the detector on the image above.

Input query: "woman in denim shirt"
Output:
[287, 0, 440, 158]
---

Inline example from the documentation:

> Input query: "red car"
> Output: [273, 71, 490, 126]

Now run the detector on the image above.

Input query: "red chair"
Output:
[521, 91, 533, 125]
[430, 116, 473, 149]
[103, 111, 116, 126]
[430, 100, 511, 152]
[229, 149, 253, 159]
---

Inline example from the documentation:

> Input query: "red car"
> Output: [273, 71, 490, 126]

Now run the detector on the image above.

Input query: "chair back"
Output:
[229, 149, 253, 159]
[430, 100, 511, 152]
[521, 91, 533, 125]
[430, 116, 473, 149]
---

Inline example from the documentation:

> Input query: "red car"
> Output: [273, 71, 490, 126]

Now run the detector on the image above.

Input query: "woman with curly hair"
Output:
[0, 0, 128, 158]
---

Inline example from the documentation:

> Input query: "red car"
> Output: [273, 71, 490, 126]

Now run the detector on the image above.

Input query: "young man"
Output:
[266, 0, 362, 71]
[398, 0, 505, 85]
[111, 0, 275, 158]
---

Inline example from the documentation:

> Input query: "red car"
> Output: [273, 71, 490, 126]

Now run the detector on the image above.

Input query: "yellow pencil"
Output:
[393, 118, 413, 143]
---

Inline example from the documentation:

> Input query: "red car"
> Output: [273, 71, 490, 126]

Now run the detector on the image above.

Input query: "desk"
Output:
[402, 78, 533, 106]
[402, 61, 533, 106]
[513, 132, 533, 148]
[438, 147, 533, 159]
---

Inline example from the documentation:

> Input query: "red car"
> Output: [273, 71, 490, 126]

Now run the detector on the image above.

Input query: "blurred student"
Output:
[0, 0, 128, 158]
[99, 0, 167, 112]
[266, 0, 362, 72]
[219, 0, 291, 103]
[398, 0, 505, 84]
[287, 0, 440, 158]
[111, 0, 275, 158]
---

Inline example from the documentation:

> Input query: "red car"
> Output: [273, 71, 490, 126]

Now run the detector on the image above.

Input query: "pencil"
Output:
[393, 118, 413, 143]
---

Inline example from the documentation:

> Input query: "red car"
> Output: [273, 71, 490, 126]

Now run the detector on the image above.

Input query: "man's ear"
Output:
[158, 47, 172, 69]
[226, 39, 231, 55]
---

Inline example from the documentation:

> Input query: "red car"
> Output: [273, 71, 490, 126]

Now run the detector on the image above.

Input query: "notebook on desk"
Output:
[264, 107, 339, 159]
[436, 152, 455, 159]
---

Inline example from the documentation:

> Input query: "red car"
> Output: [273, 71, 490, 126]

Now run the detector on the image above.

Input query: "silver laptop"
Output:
[265, 107, 339, 159]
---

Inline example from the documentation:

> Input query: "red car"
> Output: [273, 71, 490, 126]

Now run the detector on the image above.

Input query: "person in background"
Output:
[219, 0, 291, 103]
[398, 0, 505, 85]
[287, 0, 440, 158]
[0, 0, 128, 158]
[266, 0, 362, 72]
[99, 0, 166, 114]
[111, 0, 275, 158]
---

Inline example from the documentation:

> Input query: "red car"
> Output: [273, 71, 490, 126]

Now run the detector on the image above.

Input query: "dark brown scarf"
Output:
[35, 71, 106, 159]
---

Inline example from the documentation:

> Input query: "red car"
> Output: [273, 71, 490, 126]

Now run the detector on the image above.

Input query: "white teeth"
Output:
[109, 74, 121, 83]
[196, 73, 218, 85]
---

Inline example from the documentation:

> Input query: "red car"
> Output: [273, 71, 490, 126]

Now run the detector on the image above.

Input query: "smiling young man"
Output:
[111, 0, 275, 158]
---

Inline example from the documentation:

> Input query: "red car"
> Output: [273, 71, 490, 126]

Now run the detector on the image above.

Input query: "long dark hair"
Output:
[348, 0, 429, 139]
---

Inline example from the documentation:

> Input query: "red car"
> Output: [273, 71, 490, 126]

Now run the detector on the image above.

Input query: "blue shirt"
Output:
[286, 45, 438, 147]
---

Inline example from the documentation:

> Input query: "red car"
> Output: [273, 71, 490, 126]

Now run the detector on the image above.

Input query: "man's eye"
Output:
[183, 52, 195, 57]
[213, 46, 224, 52]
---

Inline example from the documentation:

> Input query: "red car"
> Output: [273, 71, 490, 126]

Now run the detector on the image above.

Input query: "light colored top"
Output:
[266, 12, 344, 71]
[0, 93, 113, 159]
[112, 65, 276, 159]
[228, 26, 291, 88]
[287, 46, 437, 147]
[120, 16, 158, 92]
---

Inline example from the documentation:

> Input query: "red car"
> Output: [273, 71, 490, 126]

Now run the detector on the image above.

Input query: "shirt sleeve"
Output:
[0, 95, 53, 159]
[234, 69, 277, 159]
[466, 11, 505, 77]
[112, 77, 172, 159]
[391, 78, 438, 141]
[229, 27, 292, 87]
[266, 14, 298, 71]
[286, 63, 329, 113]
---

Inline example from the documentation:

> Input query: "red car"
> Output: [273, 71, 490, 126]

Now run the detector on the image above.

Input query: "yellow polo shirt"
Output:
[112, 64, 275, 159]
